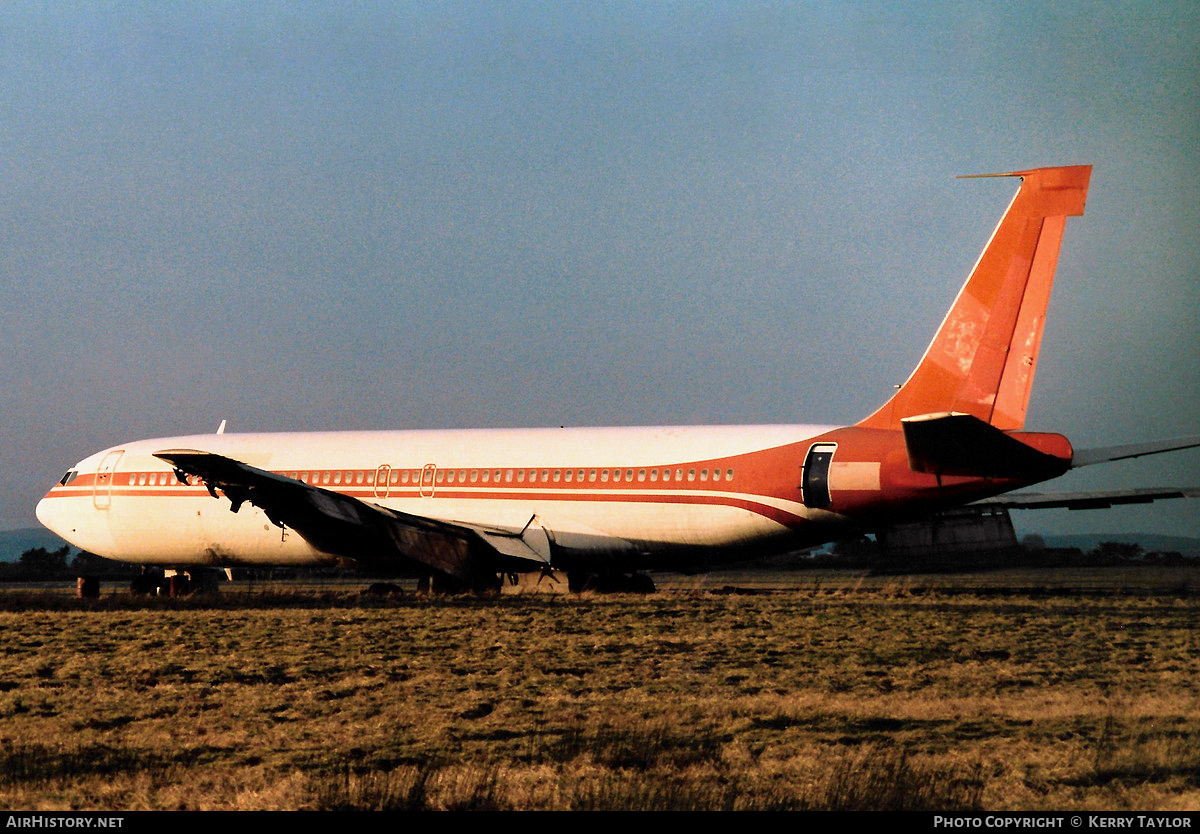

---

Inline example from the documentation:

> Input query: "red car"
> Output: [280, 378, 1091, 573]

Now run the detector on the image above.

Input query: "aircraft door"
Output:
[374, 465, 391, 499]
[93, 449, 124, 510]
[419, 463, 436, 498]
[801, 443, 836, 510]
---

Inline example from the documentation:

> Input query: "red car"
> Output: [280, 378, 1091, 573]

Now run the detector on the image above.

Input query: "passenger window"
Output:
[727, 468, 734, 480]
[701, 469, 708, 481]
[577, 470, 584, 482]
[688, 469, 696, 482]
[458, 470, 466, 482]
[541, 470, 549, 482]
[482, 470, 491, 483]
[505, 470, 513, 482]
[565, 470, 574, 482]
[553, 470, 561, 482]
[436, 471, 445, 484]
[471, 470, 479, 482]
[601, 470, 609, 482]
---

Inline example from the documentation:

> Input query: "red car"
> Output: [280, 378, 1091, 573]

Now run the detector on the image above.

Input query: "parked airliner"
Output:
[35, 165, 1200, 590]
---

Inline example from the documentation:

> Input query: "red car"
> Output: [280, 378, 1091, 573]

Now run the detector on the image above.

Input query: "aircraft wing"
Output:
[154, 449, 551, 587]
[974, 487, 1200, 511]
[1070, 435, 1200, 468]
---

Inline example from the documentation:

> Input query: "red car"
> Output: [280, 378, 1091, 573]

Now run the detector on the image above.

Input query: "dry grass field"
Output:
[1, 567, 1198, 810]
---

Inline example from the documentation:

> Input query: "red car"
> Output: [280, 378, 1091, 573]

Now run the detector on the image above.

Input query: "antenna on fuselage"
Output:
[216, 420, 227, 435]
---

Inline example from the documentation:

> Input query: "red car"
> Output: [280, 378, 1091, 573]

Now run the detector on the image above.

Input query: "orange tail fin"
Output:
[857, 165, 1091, 431]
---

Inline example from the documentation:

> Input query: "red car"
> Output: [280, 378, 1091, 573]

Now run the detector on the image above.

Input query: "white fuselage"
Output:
[36, 424, 840, 569]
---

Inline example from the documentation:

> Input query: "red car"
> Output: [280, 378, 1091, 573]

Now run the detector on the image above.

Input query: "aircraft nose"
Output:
[35, 492, 60, 535]
[35, 484, 117, 558]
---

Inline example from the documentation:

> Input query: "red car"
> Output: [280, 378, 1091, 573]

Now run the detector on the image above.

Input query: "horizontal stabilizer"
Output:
[976, 487, 1200, 511]
[901, 412, 1064, 478]
[1071, 435, 1200, 468]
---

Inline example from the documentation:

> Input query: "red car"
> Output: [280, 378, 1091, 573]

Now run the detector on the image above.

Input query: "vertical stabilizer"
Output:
[857, 165, 1091, 431]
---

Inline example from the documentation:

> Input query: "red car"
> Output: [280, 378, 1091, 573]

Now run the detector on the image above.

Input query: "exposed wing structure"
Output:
[974, 487, 1200, 511]
[154, 449, 549, 588]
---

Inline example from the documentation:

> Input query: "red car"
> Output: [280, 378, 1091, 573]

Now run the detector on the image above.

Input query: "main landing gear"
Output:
[129, 567, 224, 597]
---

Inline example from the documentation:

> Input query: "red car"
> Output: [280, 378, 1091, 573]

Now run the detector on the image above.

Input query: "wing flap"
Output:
[477, 529, 551, 564]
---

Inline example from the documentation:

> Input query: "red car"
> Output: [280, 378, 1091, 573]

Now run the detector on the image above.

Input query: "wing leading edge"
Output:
[154, 449, 550, 588]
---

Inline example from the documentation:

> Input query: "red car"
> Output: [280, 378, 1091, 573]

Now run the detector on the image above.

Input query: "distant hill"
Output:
[0, 528, 75, 562]
[1040, 533, 1200, 558]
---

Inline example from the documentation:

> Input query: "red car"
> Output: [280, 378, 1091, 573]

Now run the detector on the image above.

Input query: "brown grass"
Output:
[1, 567, 1198, 810]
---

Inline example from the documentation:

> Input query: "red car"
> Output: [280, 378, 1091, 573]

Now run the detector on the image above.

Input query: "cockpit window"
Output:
[59, 470, 78, 486]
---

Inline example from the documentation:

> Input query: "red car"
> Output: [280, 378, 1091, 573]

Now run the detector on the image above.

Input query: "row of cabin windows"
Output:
[126, 467, 737, 488]
[128, 472, 177, 486]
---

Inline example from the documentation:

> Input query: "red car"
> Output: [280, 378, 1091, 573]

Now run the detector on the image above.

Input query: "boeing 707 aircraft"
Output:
[35, 165, 1200, 591]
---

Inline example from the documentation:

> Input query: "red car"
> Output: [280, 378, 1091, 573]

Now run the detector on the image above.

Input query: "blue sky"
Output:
[3, 2, 1198, 539]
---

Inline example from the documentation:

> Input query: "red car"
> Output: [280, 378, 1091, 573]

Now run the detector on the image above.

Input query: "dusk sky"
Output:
[3, 2, 1198, 540]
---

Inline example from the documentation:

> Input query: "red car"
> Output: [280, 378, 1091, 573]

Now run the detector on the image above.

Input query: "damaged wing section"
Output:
[154, 448, 549, 588]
